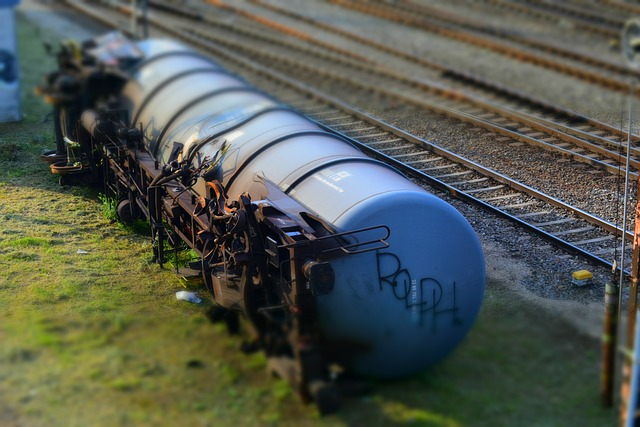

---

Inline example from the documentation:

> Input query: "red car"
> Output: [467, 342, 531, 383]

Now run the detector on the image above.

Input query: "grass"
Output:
[0, 11, 616, 427]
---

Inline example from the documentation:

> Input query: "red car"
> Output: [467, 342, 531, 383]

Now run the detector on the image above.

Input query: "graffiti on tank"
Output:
[376, 252, 460, 332]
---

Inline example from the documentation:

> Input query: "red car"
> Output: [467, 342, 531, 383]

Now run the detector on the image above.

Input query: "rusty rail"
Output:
[197, 0, 640, 176]
[243, 0, 638, 147]
[327, 0, 637, 94]
[476, 0, 621, 39]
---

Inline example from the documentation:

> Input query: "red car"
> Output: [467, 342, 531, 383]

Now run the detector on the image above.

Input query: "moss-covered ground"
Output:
[0, 13, 616, 427]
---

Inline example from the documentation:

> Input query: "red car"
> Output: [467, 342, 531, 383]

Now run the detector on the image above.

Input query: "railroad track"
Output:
[474, 0, 622, 39]
[60, 0, 635, 271]
[210, 0, 639, 172]
[511, 0, 624, 32]
[238, 0, 630, 128]
[326, 0, 638, 95]
[388, 0, 623, 42]
[152, 0, 640, 179]
[595, 0, 640, 17]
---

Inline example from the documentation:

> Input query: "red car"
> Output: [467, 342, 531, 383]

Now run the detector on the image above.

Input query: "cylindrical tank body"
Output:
[122, 40, 485, 378]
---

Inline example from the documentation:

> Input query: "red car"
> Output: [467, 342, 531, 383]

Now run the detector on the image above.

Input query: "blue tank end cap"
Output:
[0, 0, 19, 6]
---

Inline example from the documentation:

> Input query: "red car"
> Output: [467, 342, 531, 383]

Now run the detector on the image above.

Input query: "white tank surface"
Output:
[129, 40, 486, 379]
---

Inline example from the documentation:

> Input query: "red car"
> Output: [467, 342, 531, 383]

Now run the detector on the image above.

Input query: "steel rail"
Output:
[242, 0, 637, 146]
[75, 1, 640, 179]
[473, 0, 620, 38]
[61, 0, 634, 271]
[75, 3, 638, 177]
[197, 38, 634, 175]
[316, 120, 626, 270]
[595, 0, 640, 16]
[141, 0, 640, 177]
[169, 18, 640, 176]
[327, 0, 637, 94]
[502, 0, 624, 30]
[148, 0, 376, 65]
[389, 0, 624, 66]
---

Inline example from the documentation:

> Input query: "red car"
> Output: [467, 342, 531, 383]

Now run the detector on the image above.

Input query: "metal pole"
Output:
[621, 180, 640, 426]
[620, 20, 640, 423]
[617, 86, 634, 414]
[603, 270, 620, 407]
[619, 79, 633, 320]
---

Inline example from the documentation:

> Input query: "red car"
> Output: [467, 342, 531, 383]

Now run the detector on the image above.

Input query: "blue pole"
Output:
[0, 0, 20, 123]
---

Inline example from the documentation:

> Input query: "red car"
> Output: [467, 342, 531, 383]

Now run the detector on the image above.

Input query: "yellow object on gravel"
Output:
[571, 270, 593, 286]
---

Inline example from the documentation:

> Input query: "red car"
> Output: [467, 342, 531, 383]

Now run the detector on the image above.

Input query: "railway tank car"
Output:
[39, 32, 485, 413]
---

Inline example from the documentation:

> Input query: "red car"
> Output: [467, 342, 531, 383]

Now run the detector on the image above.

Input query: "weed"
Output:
[219, 363, 240, 385]
[98, 193, 118, 222]
[1, 236, 51, 247]
[260, 412, 282, 425]
[380, 400, 461, 426]
[128, 219, 151, 235]
[245, 352, 267, 369]
[192, 401, 208, 412]
[109, 377, 142, 392]
[273, 379, 292, 401]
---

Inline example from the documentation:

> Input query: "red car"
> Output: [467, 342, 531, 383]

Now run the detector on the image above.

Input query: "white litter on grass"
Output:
[76, 249, 89, 254]
[175, 291, 201, 304]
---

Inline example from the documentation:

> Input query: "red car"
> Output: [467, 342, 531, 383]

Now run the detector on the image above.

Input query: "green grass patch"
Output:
[1, 236, 52, 247]
[97, 193, 118, 222]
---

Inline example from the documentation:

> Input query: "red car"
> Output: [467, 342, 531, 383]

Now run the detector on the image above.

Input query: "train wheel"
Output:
[116, 199, 141, 223]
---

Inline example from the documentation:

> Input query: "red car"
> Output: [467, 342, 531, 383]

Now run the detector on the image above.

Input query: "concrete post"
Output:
[0, 0, 20, 123]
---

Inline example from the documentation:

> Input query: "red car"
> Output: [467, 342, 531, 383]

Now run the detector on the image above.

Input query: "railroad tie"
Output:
[464, 185, 505, 194]
[420, 163, 457, 172]
[358, 133, 392, 140]
[591, 247, 618, 256]
[365, 137, 401, 145]
[551, 226, 595, 237]
[515, 211, 551, 219]
[501, 200, 537, 209]
[392, 150, 431, 159]
[531, 218, 575, 227]
[377, 144, 415, 153]
[404, 156, 443, 165]
[478, 193, 520, 202]
[446, 177, 489, 186]
[571, 235, 616, 246]
[431, 170, 472, 179]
